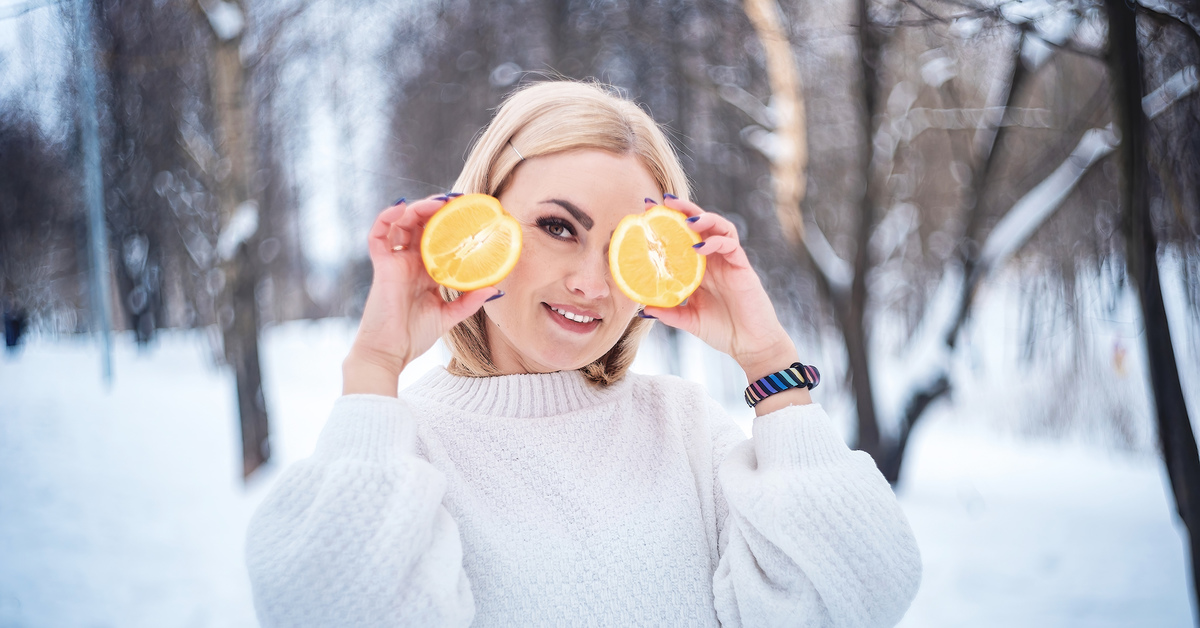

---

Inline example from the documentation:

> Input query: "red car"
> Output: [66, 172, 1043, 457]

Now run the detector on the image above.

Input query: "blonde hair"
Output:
[442, 80, 691, 386]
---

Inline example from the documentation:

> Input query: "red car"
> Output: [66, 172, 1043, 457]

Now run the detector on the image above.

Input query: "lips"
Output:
[542, 303, 602, 333]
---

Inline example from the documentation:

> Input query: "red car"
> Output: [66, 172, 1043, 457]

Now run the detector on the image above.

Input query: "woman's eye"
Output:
[537, 218, 575, 239]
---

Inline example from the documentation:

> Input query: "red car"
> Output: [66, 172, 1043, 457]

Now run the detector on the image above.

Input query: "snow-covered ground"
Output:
[0, 316, 1193, 627]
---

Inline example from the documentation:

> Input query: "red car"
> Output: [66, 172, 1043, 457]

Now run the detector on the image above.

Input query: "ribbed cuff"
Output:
[313, 394, 417, 464]
[752, 403, 851, 470]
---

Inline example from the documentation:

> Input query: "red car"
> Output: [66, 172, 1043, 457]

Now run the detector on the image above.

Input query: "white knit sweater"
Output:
[245, 368, 921, 627]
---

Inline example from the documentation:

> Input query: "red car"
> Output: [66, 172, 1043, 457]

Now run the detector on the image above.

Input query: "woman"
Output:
[246, 81, 922, 627]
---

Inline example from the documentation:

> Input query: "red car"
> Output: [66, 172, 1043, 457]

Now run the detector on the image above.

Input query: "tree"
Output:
[1106, 0, 1200, 607]
[193, 0, 271, 478]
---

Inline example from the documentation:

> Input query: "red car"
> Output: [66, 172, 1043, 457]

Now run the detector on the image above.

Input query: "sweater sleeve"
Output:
[710, 402, 922, 628]
[245, 394, 474, 628]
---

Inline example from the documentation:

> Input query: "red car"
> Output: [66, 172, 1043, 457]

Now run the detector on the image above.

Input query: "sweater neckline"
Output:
[406, 367, 630, 418]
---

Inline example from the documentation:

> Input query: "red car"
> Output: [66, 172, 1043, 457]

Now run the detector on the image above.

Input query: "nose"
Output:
[564, 247, 611, 300]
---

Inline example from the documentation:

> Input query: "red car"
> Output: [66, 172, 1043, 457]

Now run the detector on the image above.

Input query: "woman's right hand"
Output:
[342, 195, 502, 397]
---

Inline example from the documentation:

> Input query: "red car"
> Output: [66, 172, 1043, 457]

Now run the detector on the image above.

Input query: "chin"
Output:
[531, 347, 603, 372]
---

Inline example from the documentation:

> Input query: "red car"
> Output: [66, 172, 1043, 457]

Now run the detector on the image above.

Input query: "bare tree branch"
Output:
[1134, 0, 1200, 43]
[743, 0, 809, 244]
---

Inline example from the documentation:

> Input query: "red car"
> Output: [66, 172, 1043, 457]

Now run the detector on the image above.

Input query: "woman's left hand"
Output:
[641, 196, 801, 383]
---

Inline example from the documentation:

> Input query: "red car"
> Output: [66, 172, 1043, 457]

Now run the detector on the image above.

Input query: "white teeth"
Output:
[550, 306, 594, 324]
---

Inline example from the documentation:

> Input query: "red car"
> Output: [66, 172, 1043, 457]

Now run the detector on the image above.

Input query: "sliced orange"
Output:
[420, 194, 522, 291]
[609, 205, 705, 308]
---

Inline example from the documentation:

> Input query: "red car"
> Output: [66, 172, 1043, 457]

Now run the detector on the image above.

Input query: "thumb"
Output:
[641, 301, 699, 335]
[440, 286, 503, 328]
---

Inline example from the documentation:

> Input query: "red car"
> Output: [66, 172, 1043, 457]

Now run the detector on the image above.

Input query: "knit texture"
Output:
[246, 369, 922, 627]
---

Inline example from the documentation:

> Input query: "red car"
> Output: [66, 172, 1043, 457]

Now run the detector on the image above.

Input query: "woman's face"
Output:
[483, 149, 660, 374]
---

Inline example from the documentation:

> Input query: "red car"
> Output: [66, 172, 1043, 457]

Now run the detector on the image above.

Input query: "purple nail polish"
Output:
[485, 291, 505, 302]
[434, 195, 450, 201]
[644, 197, 657, 204]
[664, 193, 678, 200]
[686, 216, 700, 223]
[392, 197, 406, 206]
[447, 192, 464, 198]
[692, 242, 705, 249]
[637, 310, 657, 319]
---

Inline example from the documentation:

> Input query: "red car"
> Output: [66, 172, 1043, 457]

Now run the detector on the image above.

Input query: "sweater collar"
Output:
[406, 367, 629, 418]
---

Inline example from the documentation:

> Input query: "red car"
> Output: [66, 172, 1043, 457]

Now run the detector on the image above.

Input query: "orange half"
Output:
[609, 205, 705, 308]
[420, 194, 522, 292]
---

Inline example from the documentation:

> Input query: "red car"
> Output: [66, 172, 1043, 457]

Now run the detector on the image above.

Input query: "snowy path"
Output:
[0, 320, 1191, 627]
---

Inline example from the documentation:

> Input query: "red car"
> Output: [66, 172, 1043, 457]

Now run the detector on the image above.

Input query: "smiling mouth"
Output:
[547, 305, 598, 324]
[544, 303, 600, 324]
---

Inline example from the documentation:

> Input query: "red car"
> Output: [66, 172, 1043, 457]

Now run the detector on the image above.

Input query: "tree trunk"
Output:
[199, 0, 271, 478]
[1106, 0, 1200, 613]
[847, 0, 883, 461]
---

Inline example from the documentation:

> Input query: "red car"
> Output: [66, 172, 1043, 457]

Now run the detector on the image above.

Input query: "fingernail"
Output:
[686, 216, 700, 223]
[434, 195, 450, 201]
[447, 192, 464, 198]
[637, 310, 657, 319]
[664, 193, 678, 200]
[644, 197, 657, 204]
[485, 290, 505, 302]
[392, 197, 406, 206]
[692, 242, 705, 249]
[679, 298, 688, 307]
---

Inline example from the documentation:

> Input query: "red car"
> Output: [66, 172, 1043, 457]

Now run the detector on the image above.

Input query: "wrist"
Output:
[736, 338, 800, 383]
[342, 348, 406, 397]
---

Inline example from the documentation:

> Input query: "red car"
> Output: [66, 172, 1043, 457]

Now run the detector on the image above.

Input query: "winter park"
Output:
[2, 0, 1199, 626]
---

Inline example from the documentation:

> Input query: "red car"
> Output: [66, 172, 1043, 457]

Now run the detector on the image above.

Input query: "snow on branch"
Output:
[719, 84, 778, 130]
[1135, 0, 1200, 40]
[978, 125, 1117, 272]
[802, 221, 853, 294]
[216, 200, 259, 260]
[1143, 65, 1198, 119]
[883, 64, 1197, 443]
[200, 0, 245, 41]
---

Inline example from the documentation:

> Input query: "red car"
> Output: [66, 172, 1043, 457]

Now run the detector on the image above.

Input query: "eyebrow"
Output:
[542, 199, 594, 231]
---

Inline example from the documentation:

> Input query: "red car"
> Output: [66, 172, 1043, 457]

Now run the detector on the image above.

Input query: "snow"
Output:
[978, 125, 1117, 273]
[0, 316, 1194, 626]
[1143, 65, 1199, 119]
[200, 0, 246, 42]
[216, 201, 260, 261]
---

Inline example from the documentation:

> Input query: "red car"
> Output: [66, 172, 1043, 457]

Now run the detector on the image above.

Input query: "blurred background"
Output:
[1, 0, 1199, 625]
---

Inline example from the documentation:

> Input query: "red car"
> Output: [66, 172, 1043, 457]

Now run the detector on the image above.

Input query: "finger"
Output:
[692, 235, 752, 270]
[367, 202, 415, 258]
[642, 297, 701, 336]
[397, 194, 452, 231]
[660, 194, 704, 218]
[440, 286, 503, 327]
[369, 201, 409, 240]
[390, 194, 455, 250]
[685, 211, 739, 243]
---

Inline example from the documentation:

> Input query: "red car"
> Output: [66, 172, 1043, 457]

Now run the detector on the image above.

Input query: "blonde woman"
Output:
[246, 81, 922, 627]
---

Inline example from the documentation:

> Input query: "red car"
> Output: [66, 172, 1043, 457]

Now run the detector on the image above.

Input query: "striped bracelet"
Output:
[744, 362, 820, 407]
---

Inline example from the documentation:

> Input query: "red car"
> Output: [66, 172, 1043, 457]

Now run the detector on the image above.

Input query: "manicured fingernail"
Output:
[637, 310, 657, 319]
[644, 197, 657, 204]
[392, 197, 406, 206]
[485, 290, 505, 302]
[686, 215, 700, 223]
[434, 195, 450, 201]
[692, 242, 705, 249]
[679, 298, 688, 307]
[664, 193, 678, 200]
[447, 192, 464, 198]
